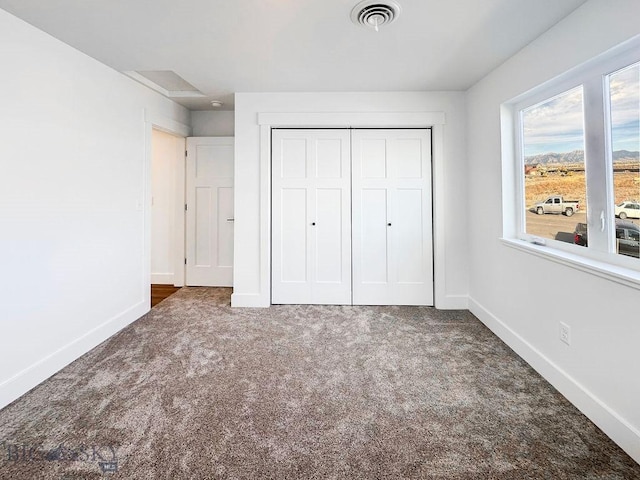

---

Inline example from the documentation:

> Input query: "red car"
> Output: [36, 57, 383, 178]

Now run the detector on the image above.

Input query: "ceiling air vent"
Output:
[351, 0, 401, 31]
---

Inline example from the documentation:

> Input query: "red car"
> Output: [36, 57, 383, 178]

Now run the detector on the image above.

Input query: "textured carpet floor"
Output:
[0, 287, 638, 479]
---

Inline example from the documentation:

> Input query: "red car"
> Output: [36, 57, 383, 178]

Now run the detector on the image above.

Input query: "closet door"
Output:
[271, 129, 351, 304]
[352, 129, 433, 306]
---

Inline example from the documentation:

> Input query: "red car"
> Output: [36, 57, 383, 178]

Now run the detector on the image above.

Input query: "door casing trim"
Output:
[144, 110, 191, 293]
[230, 111, 454, 308]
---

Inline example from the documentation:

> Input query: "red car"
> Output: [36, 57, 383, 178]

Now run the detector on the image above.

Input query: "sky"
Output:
[522, 63, 640, 157]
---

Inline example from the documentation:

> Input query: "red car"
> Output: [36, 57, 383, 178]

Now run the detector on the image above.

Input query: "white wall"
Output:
[151, 129, 184, 285]
[466, 0, 640, 463]
[232, 92, 468, 308]
[191, 111, 235, 136]
[0, 9, 190, 408]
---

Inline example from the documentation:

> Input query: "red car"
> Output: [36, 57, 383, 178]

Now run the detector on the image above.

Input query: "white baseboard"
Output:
[469, 296, 640, 465]
[230, 292, 269, 308]
[0, 300, 149, 410]
[151, 273, 174, 284]
[436, 294, 469, 310]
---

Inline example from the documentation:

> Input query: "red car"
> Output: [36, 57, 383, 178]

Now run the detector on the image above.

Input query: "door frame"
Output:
[251, 112, 450, 308]
[144, 110, 191, 296]
[150, 127, 188, 286]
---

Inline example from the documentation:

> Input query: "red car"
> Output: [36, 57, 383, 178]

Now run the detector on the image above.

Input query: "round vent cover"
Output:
[351, 1, 401, 31]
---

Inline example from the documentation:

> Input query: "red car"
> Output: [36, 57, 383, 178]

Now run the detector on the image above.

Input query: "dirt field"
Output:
[525, 170, 639, 209]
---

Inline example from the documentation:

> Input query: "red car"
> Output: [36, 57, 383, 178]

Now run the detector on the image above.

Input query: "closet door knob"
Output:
[387, 223, 392, 226]
[311, 222, 316, 226]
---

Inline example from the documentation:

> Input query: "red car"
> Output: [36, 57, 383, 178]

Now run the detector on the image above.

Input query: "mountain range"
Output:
[525, 149, 639, 165]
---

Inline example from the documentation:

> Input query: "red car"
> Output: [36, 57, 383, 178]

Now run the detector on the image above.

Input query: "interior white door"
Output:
[352, 129, 433, 306]
[271, 129, 351, 304]
[185, 137, 234, 286]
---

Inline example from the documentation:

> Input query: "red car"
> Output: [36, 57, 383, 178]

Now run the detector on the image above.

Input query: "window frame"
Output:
[502, 36, 640, 288]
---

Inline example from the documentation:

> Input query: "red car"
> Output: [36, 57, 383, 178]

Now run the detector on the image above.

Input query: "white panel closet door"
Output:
[271, 129, 351, 304]
[352, 129, 433, 306]
[185, 137, 234, 286]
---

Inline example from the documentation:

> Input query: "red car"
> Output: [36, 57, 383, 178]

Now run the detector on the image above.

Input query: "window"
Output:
[521, 87, 586, 244]
[509, 40, 640, 276]
[609, 62, 640, 259]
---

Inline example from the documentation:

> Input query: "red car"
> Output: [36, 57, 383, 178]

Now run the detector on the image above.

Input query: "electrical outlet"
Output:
[559, 322, 571, 346]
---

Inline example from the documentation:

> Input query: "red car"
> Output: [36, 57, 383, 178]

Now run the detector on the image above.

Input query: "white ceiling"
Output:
[0, 0, 588, 111]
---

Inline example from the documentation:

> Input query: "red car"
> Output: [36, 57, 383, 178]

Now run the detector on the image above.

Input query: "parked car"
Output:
[573, 222, 588, 246]
[573, 220, 639, 258]
[533, 195, 580, 216]
[615, 201, 640, 219]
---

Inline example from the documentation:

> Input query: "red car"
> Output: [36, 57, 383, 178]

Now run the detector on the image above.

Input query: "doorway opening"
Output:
[150, 128, 186, 290]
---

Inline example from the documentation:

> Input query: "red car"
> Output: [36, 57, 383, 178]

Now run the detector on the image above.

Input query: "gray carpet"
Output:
[0, 287, 638, 479]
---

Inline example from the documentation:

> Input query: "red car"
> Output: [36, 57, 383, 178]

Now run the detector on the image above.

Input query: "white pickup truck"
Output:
[533, 195, 580, 217]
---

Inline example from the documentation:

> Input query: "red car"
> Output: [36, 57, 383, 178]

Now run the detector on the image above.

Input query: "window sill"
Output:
[501, 238, 640, 290]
